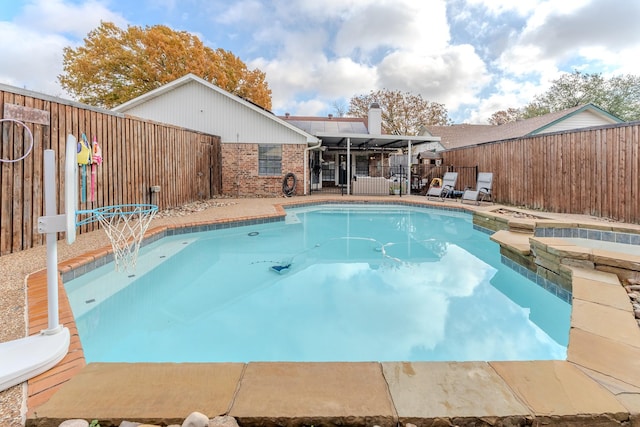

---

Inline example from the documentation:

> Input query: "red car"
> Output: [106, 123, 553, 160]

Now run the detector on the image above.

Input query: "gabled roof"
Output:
[113, 73, 319, 143]
[425, 104, 624, 150]
[526, 103, 622, 135]
[423, 124, 494, 149]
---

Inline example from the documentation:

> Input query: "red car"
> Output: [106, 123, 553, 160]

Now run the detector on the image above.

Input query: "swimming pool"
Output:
[66, 204, 570, 363]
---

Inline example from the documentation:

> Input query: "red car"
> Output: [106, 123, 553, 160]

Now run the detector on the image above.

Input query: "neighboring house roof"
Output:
[113, 73, 318, 144]
[424, 104, 624, 150]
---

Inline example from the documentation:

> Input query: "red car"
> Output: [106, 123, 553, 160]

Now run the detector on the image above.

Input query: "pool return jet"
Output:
[0, 129, 156, 391]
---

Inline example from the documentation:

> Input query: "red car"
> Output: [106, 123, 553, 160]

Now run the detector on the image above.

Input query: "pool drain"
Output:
[248, 231, 259, 236]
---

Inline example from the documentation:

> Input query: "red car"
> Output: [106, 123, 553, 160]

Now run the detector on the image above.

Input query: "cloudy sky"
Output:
[1, 0, 639, 123]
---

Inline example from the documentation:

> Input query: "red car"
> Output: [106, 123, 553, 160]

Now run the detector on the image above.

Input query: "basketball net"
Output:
[92, 205, 157, 273]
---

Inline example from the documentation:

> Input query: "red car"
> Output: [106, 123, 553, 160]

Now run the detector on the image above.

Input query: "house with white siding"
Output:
[113, 73, 319, 196]
[421, 104, 624, 151]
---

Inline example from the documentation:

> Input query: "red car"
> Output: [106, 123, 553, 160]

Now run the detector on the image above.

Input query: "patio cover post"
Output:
[346, 137, 351, 195]
[303, 140, 322, 195]
[407, 140, 412, 196]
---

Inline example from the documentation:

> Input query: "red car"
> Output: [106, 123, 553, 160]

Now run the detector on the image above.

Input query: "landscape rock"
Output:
[155, 199, 237, 218]
[210, 415, 239, 427]
[182, 411, 210, 427]
[58, 420, 89, 427]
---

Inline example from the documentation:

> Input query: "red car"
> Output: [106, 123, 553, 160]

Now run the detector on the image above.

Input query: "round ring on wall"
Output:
[0, 118, 34, 163]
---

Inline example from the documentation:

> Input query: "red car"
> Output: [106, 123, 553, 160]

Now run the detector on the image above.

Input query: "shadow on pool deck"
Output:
[24, 195, 640, 427]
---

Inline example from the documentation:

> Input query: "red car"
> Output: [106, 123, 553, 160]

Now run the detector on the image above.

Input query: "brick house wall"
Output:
[221, 143, 307, 197]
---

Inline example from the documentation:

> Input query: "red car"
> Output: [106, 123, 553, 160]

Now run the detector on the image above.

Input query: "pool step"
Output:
[65, 237, 198, 317]
[490, 230, 532, 255]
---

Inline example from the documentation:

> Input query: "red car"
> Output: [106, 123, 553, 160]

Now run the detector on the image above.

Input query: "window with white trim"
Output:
[258, 144, 282, 176]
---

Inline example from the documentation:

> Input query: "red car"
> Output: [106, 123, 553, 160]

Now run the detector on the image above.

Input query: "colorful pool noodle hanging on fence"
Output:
[91, 136, 102, 202]
[76, 133, 102, 203]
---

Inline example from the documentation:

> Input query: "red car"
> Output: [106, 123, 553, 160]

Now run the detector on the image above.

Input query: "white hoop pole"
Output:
[43, 149, 61, 333]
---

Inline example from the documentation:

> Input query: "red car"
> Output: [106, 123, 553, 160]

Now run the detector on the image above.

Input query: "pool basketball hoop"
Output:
[77, 204, 157, 273]
[65, 133, 157, 273]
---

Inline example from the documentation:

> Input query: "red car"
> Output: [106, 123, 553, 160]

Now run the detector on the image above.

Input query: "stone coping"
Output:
[27, 199, 640, 426]
[536, 226, 640, 246]
[478, 207, 640, 236]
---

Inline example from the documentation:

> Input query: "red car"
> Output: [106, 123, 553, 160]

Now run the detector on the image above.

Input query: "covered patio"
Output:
[305, 132, 441, 196]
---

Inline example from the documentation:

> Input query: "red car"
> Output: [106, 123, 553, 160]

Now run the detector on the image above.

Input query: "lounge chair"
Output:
[461, 172, 493, 205]
[426, 172, 458, 201]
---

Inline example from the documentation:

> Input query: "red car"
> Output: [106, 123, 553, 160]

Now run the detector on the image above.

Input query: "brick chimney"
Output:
[368, 103, 382, 135]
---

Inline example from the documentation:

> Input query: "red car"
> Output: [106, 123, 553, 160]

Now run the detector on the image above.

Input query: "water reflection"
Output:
[70, 206, 570, 363]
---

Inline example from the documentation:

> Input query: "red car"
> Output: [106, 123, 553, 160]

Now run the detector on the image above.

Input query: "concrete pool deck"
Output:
[13, 195, 640, 426]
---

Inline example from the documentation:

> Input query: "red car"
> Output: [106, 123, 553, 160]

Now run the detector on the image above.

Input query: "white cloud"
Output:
[377, 44, 490, 110]
[522, 0, 591, 33]
[316, 57, 379, 97]
[251, 54, 378, 115]
[251, 0, 492, 116]
[464, 0, 542, 16]
[0, 0, 128, 97]
[494, 43, 559, 78]
[0, 22, 69, 95]
[334, 0, 450, 58]
[215, 0, 265, 25]
[496, 0, 640, 78]
[288, 99, 328, 116]
[580, 45, 640, 76]
[17, 0, 127, 38]
[520, 0, 640, 57]
[466, 90, 526, 124]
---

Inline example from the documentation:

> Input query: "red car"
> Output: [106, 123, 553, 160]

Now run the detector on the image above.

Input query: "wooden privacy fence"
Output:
[443, 121, 640, 224]
[0, 85, 221, 256]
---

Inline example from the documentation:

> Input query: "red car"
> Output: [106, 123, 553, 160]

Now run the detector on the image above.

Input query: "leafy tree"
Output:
[519, 102, 551, 120]
[348, 89, 451, 135]
[59, 22, 272, 110]
[488, 107, 523, 125]
[520, 70, 640, 121]
[604, 74, 640, 121]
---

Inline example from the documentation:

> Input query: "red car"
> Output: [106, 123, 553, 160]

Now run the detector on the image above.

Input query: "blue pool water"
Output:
[66, 204, 571, 363]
